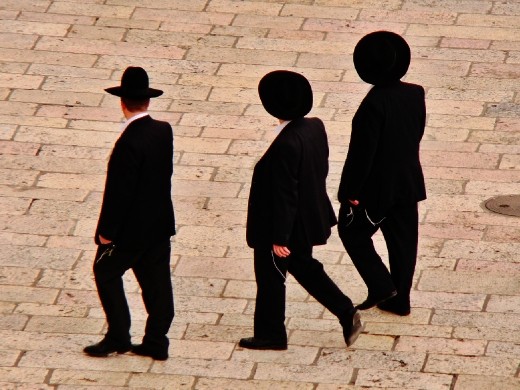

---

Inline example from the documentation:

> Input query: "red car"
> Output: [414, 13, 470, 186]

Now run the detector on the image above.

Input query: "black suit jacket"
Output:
[95, 115, 176, 249]
[338, 81, 427, 221]
[246, 117, 337, 249]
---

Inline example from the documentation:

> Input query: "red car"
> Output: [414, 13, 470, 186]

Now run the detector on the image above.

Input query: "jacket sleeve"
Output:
[96, 138, 141, 242]
[270, 138, 301, 246]
[338, 97, 383, 203]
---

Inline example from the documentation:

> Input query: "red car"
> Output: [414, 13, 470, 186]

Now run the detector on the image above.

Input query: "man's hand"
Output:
[273, 244, 291, 258]
[99, 235, 112, 245]
[348, 199, 360, 206]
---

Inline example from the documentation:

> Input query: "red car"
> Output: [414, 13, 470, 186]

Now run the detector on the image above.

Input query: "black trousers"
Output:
[253, 246, 354, 342]
[93, 239, 174, 351]
[337, 203, 419, 308]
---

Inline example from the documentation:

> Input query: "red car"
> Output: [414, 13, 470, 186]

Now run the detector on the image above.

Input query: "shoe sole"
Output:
[346, 312, 363, 347]
[238, 343, 288, 351]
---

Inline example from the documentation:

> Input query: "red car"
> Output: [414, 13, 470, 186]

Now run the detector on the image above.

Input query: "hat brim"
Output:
[258, 70, 313, 120]
[353, 31, 410, 85]
[105, 86, 163, 98]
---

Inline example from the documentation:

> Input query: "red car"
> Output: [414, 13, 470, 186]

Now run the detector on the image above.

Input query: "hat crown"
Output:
[353, 31, 410, 85]
[121, 67, 149, 91]
[105, 66, 163, 98]
[258, 70, 313, 120]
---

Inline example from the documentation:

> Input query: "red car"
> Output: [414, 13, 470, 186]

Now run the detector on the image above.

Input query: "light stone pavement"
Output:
[1, 0, 520, 389]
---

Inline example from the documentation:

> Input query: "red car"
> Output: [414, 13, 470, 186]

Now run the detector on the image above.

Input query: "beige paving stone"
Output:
[364, 322, 453, 338]
[453, 375, 520, 390]
[409, 291, 486, 311]
[233, 345, 320, 365]
[425, 354, 518, 376]
[355, 369, 453, 389]
[486, 341, 520, 358]
[433, 310, 520, 331]
[0, 314, 28, 331]
[169, 339, 235, 360]
[49, 368, 129, 387]
[25, 316, 104, 334]
[196, 378, 314, 390]
[0, 367, 49, 385]
[151, 358, 254, 379]
[395, 336, 486, 355]
[254, 362, 354, 384]
[0, 266, 40, 286]
[128, 373, 194, 389]
[19, 350, 151, 373]
[419, 269, 520, 295]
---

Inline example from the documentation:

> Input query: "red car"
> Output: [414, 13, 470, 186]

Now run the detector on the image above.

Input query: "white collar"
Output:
[120, 112, 149, 131]
[274, 120, 291, 135]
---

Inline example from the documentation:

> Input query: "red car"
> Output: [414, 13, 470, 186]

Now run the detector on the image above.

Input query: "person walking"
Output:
[83, 67, 176, 360]
[239, 70, 362, 350]
[337, 31, 427, 316]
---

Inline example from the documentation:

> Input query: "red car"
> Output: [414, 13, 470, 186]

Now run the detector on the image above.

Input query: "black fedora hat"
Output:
[353, 31, 411, 85]
[105, 66, 163, 98]
[258, 70, 313, 120]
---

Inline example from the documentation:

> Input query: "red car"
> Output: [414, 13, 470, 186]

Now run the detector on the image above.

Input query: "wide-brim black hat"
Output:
[105, 66, 163, 98]
[258, 70, 313, 120]
[353, 31, 411, 85]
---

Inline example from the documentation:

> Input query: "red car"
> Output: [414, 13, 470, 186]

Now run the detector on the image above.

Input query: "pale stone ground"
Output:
[0, 0, 520, 389]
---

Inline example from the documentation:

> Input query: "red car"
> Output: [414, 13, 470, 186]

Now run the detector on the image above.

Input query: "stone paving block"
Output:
[395, 336, 486, 355]
[440, 239, 520, 263]
[0, 266, 40, 286]
[419, 269, 520, 294]
[486, 341, 520, 358]
[425, 354, 518, 376]
[454, 375, 520, 390]
[196, 378, 314, 390]
[0, 349, 23, 366]
[0, 314, 28, 331]
[25, 316, 104, 335]
[364, 322, 453, 338]
[254, 362, 354, 384]
[175, 256, 254, 280]
[0, 367, 49, 385]
[355, 369, 454, 389]
[151, 358, 254, 379]
[49, 368, 129, 387]
[233, 345, 320, 365]
[128, 372, 194, 389]
[175, 295, 247, 315]
[411, 291, 486, 311]
[15, 303, 87, 318]
[18, 350, 151, 373]
[169, 339, 235, 360]
[184, 323, 251, 343]
[0, 196, 32, 215]
[318, 349, 426, 372]
[432, 310, 520, 331]
[2, 47, 97, 68]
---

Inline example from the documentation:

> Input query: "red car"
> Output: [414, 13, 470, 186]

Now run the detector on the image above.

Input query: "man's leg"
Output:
[85, 244, 133, 356]
[287, 247, 362, 346]
[338, 205, 395, 301]
[132, 239, 174, 359]
[252, 247, 288, 343]
[379, 203, 419, 313]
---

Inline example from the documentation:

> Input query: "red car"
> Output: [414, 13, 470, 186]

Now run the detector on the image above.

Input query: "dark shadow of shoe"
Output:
[355, 290, 397, 310]
[83, 338, 131, 357]
[238, 337, 287, 350]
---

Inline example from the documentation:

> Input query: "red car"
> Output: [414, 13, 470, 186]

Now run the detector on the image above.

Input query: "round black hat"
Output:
[353, 31, 411, 85]
[105, 66, 163, 98]
[258, 70, 313, 120]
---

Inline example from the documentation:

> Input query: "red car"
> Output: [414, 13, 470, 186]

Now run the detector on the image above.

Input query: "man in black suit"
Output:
[239, 70, 362, 350]
[83, 67, 175, 360]
[338, 31, 427, 316]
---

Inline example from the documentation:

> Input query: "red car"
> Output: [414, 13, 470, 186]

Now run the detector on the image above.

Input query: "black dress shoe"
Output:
[238, 337, 287, 350]
[340, 309, 363, 347]
[131, 344, 169, 361]
[83, 338, 131, 357]
[355, 290, 397, 310]
[377, 299, 411, 316]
